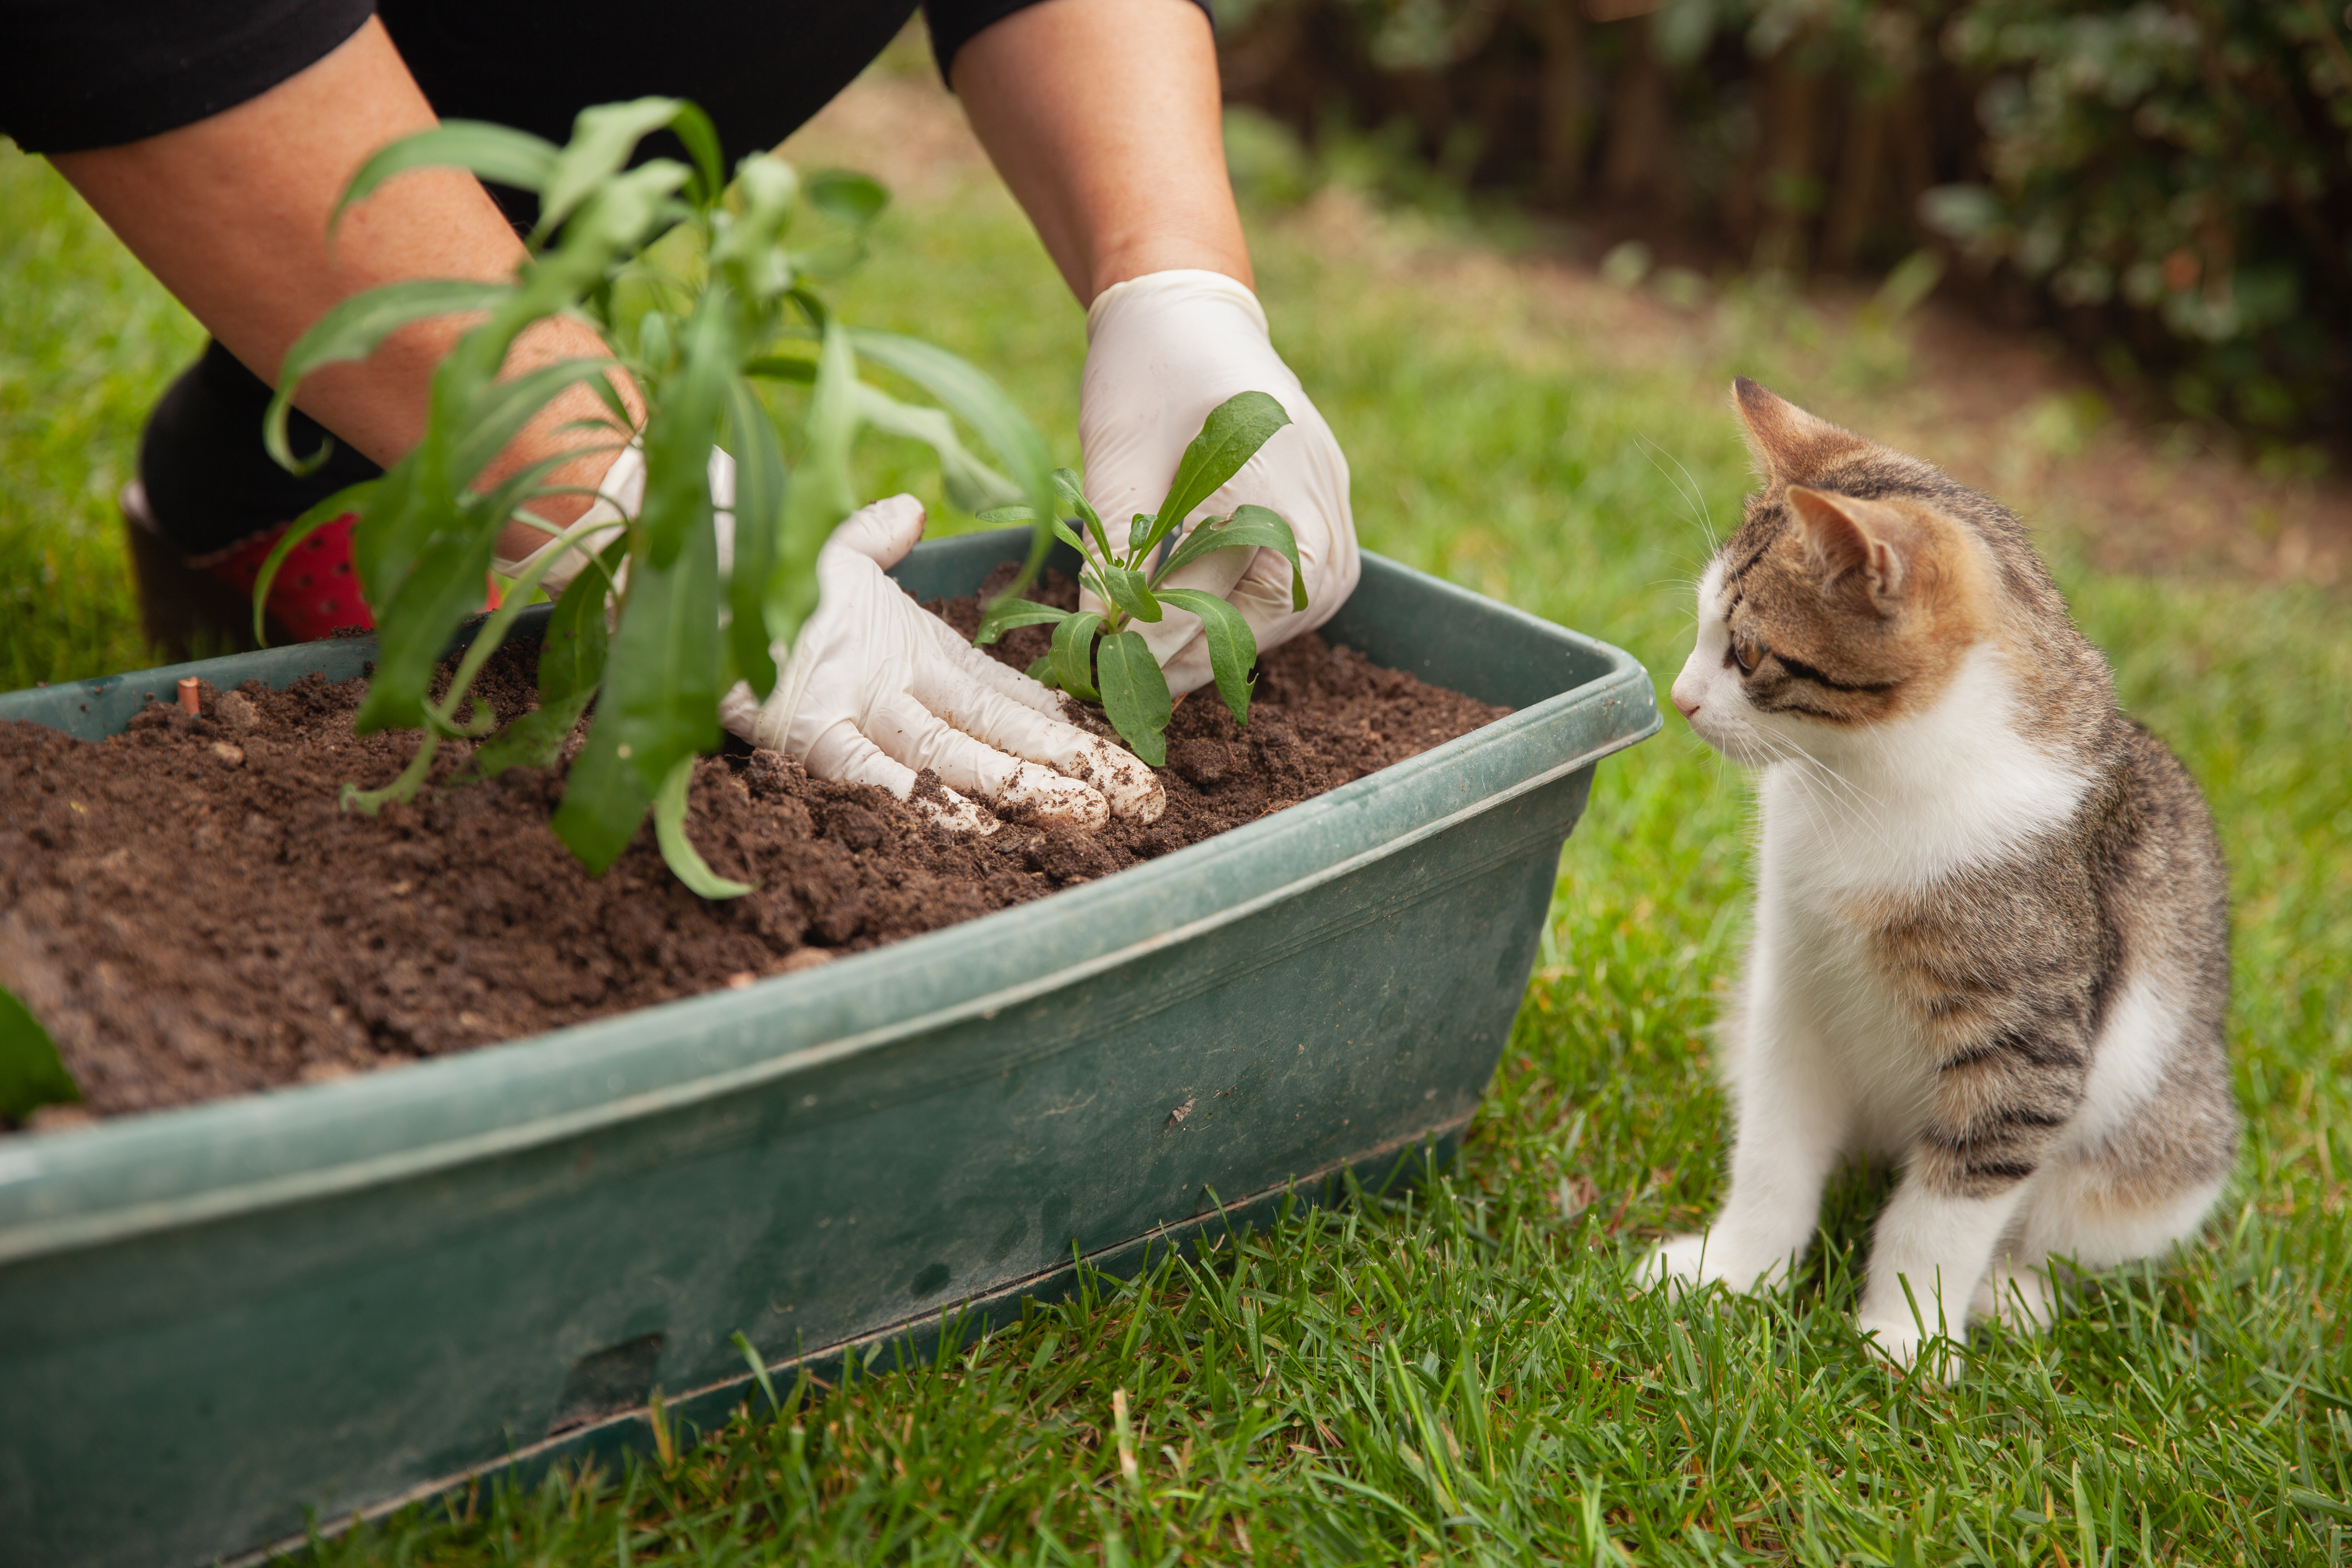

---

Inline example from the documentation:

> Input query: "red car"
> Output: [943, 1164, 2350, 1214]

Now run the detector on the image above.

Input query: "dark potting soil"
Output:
[0, 570, 1506, 1124]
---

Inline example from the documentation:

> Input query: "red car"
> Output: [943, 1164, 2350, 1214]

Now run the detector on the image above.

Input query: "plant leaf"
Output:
[975, 599, 1070, 645]
[742, 356, 818, 383]
[1025, 653, 1058, 688]
[1093, 629, 1170, 766]
[537, 98, 696, 241]
[851, 382, 1022, 514]
[640, 292, 736, 570]
[725, 376, 787, 700]
[843, 328, 1057, 616]
[1139, 390, 1291, 559]
[251, 480, 379, 645]
[1156, 503, 1308, 610]
[467, 688, 594, 780]
[0, 983, 79, 1123]
[449, 357, 630, 493]
[1154, 588, 1259, 726]
[335, 122, 559, 224]
[266, 280, 513, 472]
[805, 169, 890, 226]
[539, 539, 622, 704]
[654, 756, 756, 898]
[1096, 563, 1162, 623]
[549, 716, 657, 875]
[1052, 468, 1112, 559]
[770, 317, 857, 649]
[1051, 609, 1103, 701]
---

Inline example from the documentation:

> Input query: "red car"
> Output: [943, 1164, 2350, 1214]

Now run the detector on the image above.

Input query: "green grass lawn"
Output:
[4, 136, 2348, 1564]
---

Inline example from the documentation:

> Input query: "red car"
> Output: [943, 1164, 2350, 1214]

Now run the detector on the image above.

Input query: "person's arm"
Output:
[951, 0, 1248, 303]
[952, 0, 1360, 698]
[49, 17, 628, 552]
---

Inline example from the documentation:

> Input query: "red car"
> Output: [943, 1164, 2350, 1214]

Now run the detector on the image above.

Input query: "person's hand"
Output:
[719, 496, 1166, 833]
[1078, 269, 1359, 696]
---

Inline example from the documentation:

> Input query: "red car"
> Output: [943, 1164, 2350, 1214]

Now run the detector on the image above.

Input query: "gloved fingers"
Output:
[869, 695, 1111, 830]
[819, 494, 927, 573]
[908, 649, 1166, 823]
[803, 712, 1002, 837]
[910, 602, 1067, 718]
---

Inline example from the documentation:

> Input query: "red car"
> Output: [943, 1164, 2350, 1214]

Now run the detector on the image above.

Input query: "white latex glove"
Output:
[1079, 269, 1359, 696]
[492, 444, 735, 602]
[718, 495, 1166, 833]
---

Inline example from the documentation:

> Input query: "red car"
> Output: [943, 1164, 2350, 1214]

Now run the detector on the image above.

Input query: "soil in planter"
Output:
[0, 569, 1506, 1124]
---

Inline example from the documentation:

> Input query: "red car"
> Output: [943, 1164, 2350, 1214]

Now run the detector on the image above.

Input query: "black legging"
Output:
[140, 340, 384, 555]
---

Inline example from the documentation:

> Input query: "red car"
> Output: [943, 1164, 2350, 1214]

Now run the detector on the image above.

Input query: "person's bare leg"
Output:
[52, 18, 632, 550]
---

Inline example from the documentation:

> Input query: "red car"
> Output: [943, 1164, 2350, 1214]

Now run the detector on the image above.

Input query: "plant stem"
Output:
[342, 730, 440, 815]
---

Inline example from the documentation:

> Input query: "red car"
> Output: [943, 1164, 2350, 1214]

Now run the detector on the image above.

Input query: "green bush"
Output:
[1926, 0, 2352, 429]
[1218, 0, 2352, 433]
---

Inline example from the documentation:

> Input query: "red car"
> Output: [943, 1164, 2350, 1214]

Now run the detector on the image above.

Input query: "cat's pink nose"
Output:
[1671, 683, 1701, 719]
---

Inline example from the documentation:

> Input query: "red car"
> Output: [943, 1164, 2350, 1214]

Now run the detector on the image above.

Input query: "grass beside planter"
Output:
[0, 528, 1656, 1568]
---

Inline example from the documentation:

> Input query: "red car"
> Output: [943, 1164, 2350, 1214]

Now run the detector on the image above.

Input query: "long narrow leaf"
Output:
[1156, 504, 1308, 610]
[537, 98, 694, 242]
[1139, 390, 1292, 559]
[1093, 629, 1170, 766]
[1154, 588, 1259, 726]
[0, 983, 79, 1122]
[843, 328, 1055, 598]
[335, 123, 559, 224]
[1052, 468, 1112, 559]
[654, 757, 756, 898]
[467, 539, 614, 780]
[1096, 563, 1162, 623]
[975, 599, 1070, 645]
[725, 377, 787, 699]
[266, 281, 513, 471]
[853, 382, 1021, 514]
[449, 358, 631, 491]
[1051, 610, 1103, 701]
[770, 317, 857, 647]
[640, 292, 735, 570]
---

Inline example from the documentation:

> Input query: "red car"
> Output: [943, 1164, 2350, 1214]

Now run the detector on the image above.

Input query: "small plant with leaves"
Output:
[972, 391, 1304, 766]
[258, 98, 1057, 897]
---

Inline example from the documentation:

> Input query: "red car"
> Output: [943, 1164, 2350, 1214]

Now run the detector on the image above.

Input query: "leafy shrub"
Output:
[263, 100, 1056, 894]
[1926, 0, 2352, 427]
[1219, 0, 2352, 433]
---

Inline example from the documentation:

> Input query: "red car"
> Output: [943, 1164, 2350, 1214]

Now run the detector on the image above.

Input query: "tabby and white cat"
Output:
[1647, 379, 2238, 1373]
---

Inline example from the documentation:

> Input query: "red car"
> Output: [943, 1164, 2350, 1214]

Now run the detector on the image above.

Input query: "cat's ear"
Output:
[1786, 486, 1913, 611]
[1732, 378, 1865, 483]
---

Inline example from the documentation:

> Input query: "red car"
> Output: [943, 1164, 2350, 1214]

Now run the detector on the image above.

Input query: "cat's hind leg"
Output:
[1973, 977, 2239, 1336]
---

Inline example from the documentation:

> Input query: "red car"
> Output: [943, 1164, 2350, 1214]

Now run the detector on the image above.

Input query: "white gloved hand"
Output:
[492, 444, 736, 602]
[1079, 269, 1359, 696]
[718, 495, 1166, 833]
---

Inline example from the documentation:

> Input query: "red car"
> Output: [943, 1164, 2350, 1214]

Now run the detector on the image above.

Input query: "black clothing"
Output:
[0, 0, 1202, 157]
[141, 340, 385, 557]
[2, 0, 1212, 554]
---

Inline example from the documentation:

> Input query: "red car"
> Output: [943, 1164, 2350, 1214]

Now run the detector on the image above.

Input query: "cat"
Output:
[1645, 378, 2238, 1375]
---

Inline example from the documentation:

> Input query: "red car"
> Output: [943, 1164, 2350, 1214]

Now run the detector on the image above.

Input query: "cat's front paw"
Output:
[1640, 1232, 1786, 1295]
[1970, 1259, 2056, 1331]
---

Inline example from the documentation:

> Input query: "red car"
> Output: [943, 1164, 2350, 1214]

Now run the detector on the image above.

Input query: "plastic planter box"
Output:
[0, 531, 1657, 1567]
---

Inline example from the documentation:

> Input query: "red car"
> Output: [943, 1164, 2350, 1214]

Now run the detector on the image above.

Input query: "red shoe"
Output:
[187, 510, 374, 644]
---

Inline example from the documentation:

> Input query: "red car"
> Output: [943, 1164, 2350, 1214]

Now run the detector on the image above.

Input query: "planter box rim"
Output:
[0, 547, 1658, 1263]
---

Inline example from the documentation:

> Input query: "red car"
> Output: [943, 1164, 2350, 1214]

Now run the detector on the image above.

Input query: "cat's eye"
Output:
[1729, 632, 1764, 674]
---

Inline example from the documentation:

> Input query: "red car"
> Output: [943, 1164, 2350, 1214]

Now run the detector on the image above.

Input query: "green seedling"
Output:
[0, 982, 78, 1124]
[972, 391, 1304, 766]
[260, 98, 1056, 895]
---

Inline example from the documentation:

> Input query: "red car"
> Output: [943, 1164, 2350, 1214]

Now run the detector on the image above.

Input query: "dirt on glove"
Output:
[0, 570, 1506, 1124]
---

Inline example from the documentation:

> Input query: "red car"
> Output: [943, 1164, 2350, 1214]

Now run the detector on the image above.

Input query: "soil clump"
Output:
[1, 572, 1504, 1123]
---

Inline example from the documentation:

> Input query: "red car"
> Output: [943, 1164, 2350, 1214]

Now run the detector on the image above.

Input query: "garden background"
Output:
[3, 14, 2350, 1563]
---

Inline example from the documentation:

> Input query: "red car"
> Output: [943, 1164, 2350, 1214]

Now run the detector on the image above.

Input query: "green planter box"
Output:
[0, 531, 1656, 1568]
